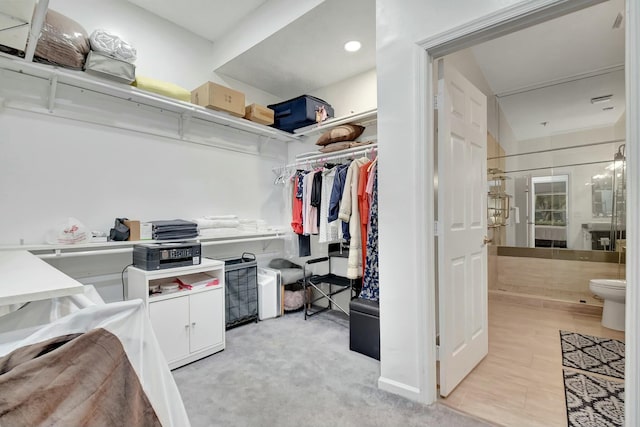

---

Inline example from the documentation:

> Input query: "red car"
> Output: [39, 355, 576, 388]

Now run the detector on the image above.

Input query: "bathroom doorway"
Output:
[431, 1, 630, 425]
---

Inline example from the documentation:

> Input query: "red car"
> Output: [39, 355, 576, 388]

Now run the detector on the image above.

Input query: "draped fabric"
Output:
[360, 167, 379, 301]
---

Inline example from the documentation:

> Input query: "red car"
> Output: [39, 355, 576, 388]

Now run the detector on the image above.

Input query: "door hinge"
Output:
[434, 221, 440, 236]
[433, 95, 440, 110]
[436, 344, 440, 361]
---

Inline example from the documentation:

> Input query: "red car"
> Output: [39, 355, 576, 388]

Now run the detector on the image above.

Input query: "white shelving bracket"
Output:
[179, 111, 193, 139]
[257, 134, 274, 154]
[47, 73, 58, 113]
[23, 0, 48, 63]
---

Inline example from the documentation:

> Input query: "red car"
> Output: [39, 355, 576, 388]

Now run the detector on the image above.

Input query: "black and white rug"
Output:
[563, 370, 624, 427]
[560, 331, 625, 379]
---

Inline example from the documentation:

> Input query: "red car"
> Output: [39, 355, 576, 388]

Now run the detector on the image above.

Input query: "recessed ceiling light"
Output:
[591, 94, 613, 104]
[344, 41, 361, 52]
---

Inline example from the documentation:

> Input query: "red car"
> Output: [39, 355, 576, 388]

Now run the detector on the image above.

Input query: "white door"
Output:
[189, 289, 224, 353]
[437, 58, 488, 397]
[149, 296, 190, 364]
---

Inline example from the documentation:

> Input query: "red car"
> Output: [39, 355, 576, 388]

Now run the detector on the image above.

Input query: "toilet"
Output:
[589, 279, 626, 331]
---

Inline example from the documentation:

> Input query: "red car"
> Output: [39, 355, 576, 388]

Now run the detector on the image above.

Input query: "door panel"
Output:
[437, 58, 488, 397]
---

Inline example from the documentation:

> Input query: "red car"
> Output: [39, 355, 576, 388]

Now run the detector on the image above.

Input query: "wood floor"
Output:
[440, 294, 625, 427]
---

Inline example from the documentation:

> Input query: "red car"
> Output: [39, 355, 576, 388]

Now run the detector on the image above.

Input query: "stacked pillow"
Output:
[315, 124, 368, 153]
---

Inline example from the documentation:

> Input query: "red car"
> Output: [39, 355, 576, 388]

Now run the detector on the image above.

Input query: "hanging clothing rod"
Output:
[274, 143, 378, 172]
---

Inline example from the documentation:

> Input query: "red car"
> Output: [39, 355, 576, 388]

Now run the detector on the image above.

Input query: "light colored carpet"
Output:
[172, 310, 492, 427]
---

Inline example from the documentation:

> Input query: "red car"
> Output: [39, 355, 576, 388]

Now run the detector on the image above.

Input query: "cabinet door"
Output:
[149, 297, 190, 364]
[189, 288, 224, 353]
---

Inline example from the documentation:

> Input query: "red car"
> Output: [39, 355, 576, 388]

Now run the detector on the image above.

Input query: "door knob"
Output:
[483, 236, 493, 245]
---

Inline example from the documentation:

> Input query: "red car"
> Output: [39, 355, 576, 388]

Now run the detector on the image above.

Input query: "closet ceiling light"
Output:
[344, 41, 361, 52]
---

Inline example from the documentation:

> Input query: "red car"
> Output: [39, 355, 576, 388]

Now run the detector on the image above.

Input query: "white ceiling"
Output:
[470, 0, 625, 141]
[216, 0, 376, 98]
[127, 0, 375, 100]
[127, 0, 268, 42]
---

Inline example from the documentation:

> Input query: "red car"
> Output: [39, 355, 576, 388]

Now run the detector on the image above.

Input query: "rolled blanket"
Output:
[133, 76, 191, 102]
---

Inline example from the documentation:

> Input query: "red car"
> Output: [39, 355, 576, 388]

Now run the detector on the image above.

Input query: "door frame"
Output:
[417, 1, 638, 425]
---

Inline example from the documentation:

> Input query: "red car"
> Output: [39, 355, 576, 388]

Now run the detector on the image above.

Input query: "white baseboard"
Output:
[378, 376, 431, 403]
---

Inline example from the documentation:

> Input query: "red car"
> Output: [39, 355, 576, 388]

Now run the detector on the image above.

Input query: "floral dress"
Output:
[360, 167, 378, 301]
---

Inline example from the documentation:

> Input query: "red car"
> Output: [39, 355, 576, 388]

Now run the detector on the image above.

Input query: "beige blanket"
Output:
[0, 328, 161, 427]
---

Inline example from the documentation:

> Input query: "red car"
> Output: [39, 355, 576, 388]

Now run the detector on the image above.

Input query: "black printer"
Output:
[133, 242, 201, 270]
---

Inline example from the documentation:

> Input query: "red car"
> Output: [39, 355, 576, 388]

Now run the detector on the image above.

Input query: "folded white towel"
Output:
[203, 215, 238, 220]
[193, 218, 240, 229]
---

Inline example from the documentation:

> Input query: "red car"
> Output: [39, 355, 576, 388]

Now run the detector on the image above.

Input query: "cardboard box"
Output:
[191, 82, 245, 117]
[245, 103, 274, 125]
[124, 220, 153, 241]
[123, 220, 140, 241]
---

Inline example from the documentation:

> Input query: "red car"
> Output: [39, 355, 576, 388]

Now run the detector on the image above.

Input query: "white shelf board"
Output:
[0, 54, 299, 143]
[0, 230, 285, 257]
[293, 108, 377, 137]
[0, 250, 84, 305]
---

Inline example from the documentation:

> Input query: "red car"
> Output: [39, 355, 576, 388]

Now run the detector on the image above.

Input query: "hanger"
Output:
[367, 156, 378, 172]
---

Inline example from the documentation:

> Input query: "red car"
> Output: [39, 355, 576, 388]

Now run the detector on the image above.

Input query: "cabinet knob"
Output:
[185, 325, 189, 329]
[191, 322, 196, 327]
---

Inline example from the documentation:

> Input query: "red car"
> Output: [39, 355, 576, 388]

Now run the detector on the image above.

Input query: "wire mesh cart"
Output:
[302, 256, 361, 320]
[223, 253, 258, 329]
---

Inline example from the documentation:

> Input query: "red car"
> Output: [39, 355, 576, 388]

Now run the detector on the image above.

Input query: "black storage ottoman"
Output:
[349, 298, 380, 360]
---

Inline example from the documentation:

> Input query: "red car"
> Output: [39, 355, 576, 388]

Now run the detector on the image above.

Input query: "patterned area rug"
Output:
[560, 331, 625, 379]
[563, 370, 624, 427]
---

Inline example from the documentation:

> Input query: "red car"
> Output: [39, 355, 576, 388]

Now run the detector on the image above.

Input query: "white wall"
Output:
[49, 0, 283, 104]
[376, 0, 525, 403]
[49, 0, 213, 90]
[309, 68, 377, 118]
[0, 0, 290, 247]
[1, 0, 290, 304]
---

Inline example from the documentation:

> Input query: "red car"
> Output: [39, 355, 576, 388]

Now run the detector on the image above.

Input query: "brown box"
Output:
[245, 103, 274, 125]
[191, 82, 245, 117]
[123, 220, 140, 241]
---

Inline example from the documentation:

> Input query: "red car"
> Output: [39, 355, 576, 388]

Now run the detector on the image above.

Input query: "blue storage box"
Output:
[268, 95, 334, 133]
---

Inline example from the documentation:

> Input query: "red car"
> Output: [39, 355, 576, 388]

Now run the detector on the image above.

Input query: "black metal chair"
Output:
[302, 256, 360, 320]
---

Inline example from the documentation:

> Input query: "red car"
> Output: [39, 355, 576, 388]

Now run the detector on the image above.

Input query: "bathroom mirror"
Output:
[491, 68, 626, 252]
[592, 172, 613, 218]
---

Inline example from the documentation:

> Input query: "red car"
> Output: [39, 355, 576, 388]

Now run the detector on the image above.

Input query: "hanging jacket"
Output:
[328, 164, 351, 241]
[338, 157, 370, 279]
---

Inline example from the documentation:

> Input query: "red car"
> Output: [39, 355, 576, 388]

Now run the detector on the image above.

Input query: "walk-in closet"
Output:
[1, 0, 639, 426]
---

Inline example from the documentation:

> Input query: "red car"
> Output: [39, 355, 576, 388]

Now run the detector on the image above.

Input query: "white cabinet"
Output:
[127, 258, 225, 370]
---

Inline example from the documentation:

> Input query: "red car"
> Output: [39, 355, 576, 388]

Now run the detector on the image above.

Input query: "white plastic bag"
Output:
[89, 29, 137, 63]
[45, 217, 90, 244]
